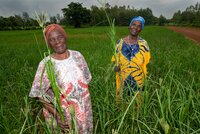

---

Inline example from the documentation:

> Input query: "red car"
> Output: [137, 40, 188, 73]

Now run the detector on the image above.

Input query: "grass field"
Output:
[0, 26, 200, 134]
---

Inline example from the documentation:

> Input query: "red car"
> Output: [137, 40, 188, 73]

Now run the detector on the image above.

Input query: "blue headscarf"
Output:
[129, 16, 145, 30]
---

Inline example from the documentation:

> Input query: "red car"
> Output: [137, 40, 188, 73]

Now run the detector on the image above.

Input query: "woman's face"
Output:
[129, 20, 142, 36]
[48, 30, 67, 54]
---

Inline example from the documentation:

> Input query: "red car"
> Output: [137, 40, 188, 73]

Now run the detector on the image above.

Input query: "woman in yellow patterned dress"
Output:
[112, 16, 150, 102]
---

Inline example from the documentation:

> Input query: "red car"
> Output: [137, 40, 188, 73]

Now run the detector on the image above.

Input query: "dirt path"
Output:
[167, 26, 200, 44]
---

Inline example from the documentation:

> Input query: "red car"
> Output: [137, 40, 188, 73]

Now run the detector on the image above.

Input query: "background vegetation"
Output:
[0, 2, 200, 30]
[0, 26, 200, 133]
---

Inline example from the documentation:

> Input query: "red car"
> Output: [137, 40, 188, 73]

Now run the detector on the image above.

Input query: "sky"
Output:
[0, 0, 199, 19]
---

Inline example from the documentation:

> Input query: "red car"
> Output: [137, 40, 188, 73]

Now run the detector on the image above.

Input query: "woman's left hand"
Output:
[114, 65, 121, 72]
[56, 113, 70, 131]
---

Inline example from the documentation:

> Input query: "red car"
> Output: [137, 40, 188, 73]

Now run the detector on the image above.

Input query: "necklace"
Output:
[128, 35, 138, 45]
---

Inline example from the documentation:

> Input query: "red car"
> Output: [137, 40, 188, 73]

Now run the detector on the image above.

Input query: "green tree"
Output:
[90, 5, 105, 26]
[22, 12, 30, 27]
[158, 15, 167, 26]
[22, 12, 29, 22]
[7, 15, 23, 29]
[172, 10, 182, 24]
[171, 2, 200, 26]
[181, 11, 195, 23]
[62, 2, 91, 28]
[56, 14, 62, 24]
[50, 16, 57, 24]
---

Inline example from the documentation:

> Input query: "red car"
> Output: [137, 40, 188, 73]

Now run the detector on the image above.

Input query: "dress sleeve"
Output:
[77, 52, 92, 84]
[142, 41, 151, 76]
[29, 61, 50, 98]
[144, 41, 150, 64]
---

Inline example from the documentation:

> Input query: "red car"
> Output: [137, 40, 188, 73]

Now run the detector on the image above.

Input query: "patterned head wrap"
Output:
[44, 24, 67, 41]
[129, 16, 145, 30]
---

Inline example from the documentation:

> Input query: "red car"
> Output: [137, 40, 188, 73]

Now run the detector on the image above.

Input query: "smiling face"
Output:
[48, 30, 67, 54]
[129, 20, 142, 36]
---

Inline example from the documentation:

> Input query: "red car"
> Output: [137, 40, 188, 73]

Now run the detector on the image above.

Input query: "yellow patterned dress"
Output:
[112, 38, 150, 100]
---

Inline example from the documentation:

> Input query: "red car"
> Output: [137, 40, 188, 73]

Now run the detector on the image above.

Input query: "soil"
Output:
[167, 26, 200, 45]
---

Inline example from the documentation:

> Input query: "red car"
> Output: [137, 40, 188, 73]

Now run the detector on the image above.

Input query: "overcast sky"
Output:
[0, 0, 199, 19]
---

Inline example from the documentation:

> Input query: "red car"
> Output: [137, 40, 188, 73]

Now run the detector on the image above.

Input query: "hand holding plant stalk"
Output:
[98, 0, 119, 67]
[34, 11, 65, 122]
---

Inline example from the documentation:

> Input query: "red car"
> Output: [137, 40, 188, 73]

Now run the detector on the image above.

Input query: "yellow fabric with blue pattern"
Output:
[112, 38, 150, 99]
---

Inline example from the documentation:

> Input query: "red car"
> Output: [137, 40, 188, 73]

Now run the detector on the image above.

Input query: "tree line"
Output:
[0, 2, 200, 30]
[0, 12, 38, 30]
[171, 2, 200, 27]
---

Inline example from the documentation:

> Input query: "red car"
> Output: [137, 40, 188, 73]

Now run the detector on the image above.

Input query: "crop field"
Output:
[0, 26, 200, 133]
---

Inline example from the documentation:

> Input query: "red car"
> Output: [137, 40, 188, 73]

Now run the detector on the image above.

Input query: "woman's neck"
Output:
[51, 50, 69, 60]
[127, 34, 139, 45]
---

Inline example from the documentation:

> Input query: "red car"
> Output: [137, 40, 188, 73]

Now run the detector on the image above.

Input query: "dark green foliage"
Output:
[90, 5, 156, 26]
[171, 2, 200, 27]
[62, 2, 91, 28]
[1, 2, 200, 29]
[158, 15, 167, 26]
[0, 12, 39, 30]
[0, 3, 158, 30]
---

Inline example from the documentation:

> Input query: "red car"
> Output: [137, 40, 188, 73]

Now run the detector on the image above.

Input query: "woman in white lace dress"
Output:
[29, 24, 93, 133]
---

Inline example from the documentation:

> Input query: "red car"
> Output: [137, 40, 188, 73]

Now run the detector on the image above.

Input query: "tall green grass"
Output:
[0, 26, 200, 133]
